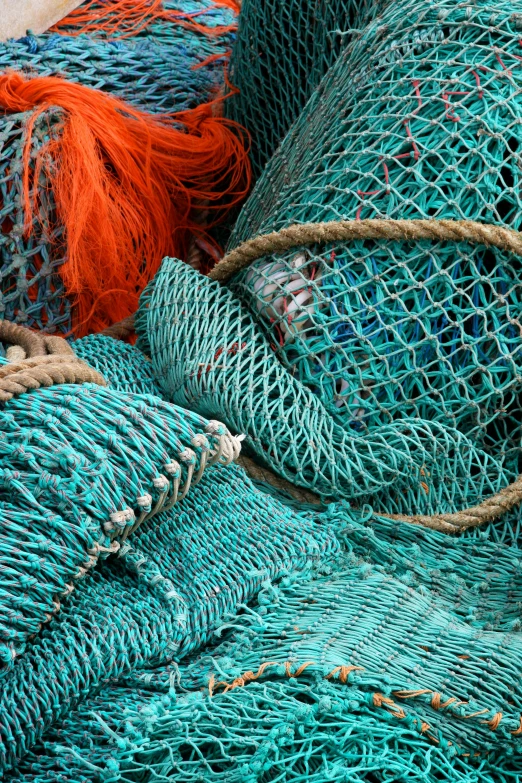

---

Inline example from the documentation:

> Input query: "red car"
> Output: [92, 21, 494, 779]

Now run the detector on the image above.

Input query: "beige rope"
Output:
[101, 314, 136, 341]
[0, 321, 106, 401]
[209, 218, 522, 281]
[237, 454, 323, 505]
[383, 474, 522, 533]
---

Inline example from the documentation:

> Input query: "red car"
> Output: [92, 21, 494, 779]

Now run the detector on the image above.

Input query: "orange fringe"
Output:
[0, 72, 250, 336]
[51, 0, 240, 40]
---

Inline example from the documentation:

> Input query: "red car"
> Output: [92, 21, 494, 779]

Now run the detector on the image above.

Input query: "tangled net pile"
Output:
[139, 0, 520, 510]
[2, 0, 522, 781]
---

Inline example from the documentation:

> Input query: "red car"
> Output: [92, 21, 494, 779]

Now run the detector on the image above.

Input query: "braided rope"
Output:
[209, 218, 522, 281]
[0, 321, 106, 401]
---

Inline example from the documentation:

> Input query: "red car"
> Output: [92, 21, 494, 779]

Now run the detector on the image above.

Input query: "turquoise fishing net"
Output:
[0, 370, 240, 671]
[225, 0, 372, 176]
[73, 334, 162, 397]
[137, 257, 518, 514]
[188, 0, 522, 505]
[0, 460, 337, 774]
[9, 505, 522, 781]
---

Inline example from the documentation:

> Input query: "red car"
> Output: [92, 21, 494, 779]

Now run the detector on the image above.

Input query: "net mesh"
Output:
[137, 257, 518, 518]
[224, 0, 372, 176]
[8, 505, 522, 781]
[73, 333, 162, 396]
[0, 110, 71, 333]
[0, 462, 337, 774]
[217, 0, 522, 495]
[0, 367, 240, 673]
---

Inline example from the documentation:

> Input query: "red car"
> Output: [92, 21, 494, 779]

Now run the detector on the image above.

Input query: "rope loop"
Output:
[0, 320, 106, 401]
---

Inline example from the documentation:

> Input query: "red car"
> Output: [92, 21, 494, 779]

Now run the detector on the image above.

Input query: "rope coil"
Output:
[0, 320, 106, 401]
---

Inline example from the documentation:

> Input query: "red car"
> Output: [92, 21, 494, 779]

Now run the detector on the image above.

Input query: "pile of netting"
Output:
[0, 321, 338, 775]
[2, 0, 522, 781]
[0, 0, 248, 337]
[0, 321, 245, 672]
[6, 502, 522, 782]
[136, 0, 522, 517]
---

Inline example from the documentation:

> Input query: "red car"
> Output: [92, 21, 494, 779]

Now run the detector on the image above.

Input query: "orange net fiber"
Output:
[51, 0, 241, 40]
[0, 72, 250, 336]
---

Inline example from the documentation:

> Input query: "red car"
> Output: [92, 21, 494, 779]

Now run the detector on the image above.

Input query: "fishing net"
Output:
[137, 257, 519, 524]
[177, 0, 522, 510]
[9, 505, 522, 782]
[225, 0, 372, 176]
[0, 71, 249, 336]
[0, 325, 244, 673]
[0, 460, 337, 774]
[0, 0, 247, 336]
[73, 333, 162, 397]
[2, 29, 225, 117]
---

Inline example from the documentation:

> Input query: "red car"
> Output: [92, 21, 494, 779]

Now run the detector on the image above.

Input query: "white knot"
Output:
[164, 461, 181, 476]
[152, 475, 169, 490]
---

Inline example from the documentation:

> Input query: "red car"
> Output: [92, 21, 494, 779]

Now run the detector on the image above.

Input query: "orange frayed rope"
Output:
[51, 0, 241, 40]
[0, 71, 250, 336]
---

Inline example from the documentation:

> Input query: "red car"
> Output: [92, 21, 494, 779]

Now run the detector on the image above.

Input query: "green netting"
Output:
[206, 0, 522, 499]
[0, 369, 240, 671]
[73, 334, 162, 396]
[0, 460, 337, 774]
[225, 0, 372, 176]
[137, 257, 519, 515]
[11, 506, 522, 781]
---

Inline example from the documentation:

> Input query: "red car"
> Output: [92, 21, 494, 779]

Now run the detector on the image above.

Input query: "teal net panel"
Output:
[10, 505, 522, 782]
[0, 374, 240, 671]
[3, 28, 226, 117]
[218, 0, 522, 491]
[225, 0, 373, 176]
[0, 460, 338, 774]
[137, 257, 516, 513]
[72, 334, 162, 396]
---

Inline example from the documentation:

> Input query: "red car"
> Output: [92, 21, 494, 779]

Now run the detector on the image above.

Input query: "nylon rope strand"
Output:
[52, 0, 241, 40]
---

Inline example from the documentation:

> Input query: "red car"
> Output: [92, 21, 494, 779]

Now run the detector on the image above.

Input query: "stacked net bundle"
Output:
[10, 505, 522, 782]
[225, 0, 373, 176]
[0, 71, 249, 336]
[0, 337, 242, 672]
[137, 257, 518, 522]
[0, 459, 338, 774]
[226, 0, 522, 447]
[187, 0, 522, 506]
[3, 0, 241, 117]
[1, 29, 226, 117]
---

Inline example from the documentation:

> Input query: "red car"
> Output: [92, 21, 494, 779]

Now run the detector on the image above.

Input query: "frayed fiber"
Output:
[0, 72, 250, 335]
[52, 0, 241, 39]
